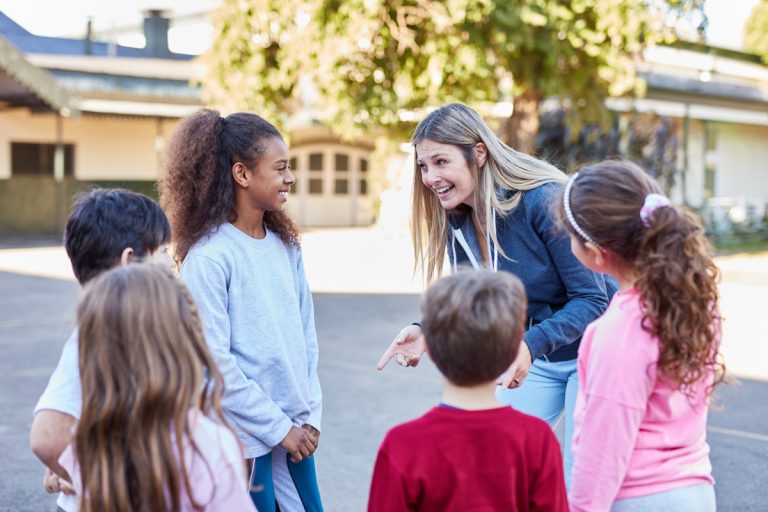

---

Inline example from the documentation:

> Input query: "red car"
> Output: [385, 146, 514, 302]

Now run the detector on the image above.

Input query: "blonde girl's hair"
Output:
[411, 102, 567, 282]
[74, 263, 233, 512]
[557, 160, 725, 396]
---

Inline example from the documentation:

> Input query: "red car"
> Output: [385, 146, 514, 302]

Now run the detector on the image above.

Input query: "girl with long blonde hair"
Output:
[378, 103, 614, 486]
[558, 161, 723, 511]
[57, 264, 255, 511]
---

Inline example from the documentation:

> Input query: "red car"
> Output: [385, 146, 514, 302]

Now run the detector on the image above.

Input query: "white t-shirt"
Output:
[34, 328, 81, 512]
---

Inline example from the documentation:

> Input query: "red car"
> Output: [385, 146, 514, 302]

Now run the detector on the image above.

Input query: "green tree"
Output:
[205, 0, 705, 152]
[745, 0, 768, 64]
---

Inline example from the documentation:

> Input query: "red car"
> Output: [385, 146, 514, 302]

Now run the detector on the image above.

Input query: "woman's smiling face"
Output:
[416, 140, 479, 211]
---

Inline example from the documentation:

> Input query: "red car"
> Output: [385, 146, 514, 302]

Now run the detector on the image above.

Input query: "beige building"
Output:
[286, 125, 375, 227]
[608, 43, 768, 213]
[0, 11, 202, 234]
[0, 10, 376, 235]
[2, 8, 766, 235]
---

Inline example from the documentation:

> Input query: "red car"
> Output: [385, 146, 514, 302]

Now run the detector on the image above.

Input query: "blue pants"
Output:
[496, 357, 578, 488]
[249, 449, 323, 512]
[611, 483, 716, 511]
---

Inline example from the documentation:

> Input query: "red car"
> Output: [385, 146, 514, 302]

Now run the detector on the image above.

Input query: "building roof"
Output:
[0, 36, 77, 115]
[0, 11, 200, 118]
[643, 71, 768, 105]
[0, 12, 194, 60]
[640, 44, 768, 107]
[47, 70, 200, 102]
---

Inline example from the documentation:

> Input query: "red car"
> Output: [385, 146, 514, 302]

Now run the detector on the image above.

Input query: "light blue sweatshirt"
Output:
[181, 223, 322, 458]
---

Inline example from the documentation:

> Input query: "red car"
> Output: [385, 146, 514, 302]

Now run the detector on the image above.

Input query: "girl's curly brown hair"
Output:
[159, 109, 299, 265]
[558, 160, 725, 396]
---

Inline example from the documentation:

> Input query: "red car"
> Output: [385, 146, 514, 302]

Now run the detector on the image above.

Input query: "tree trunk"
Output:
[502, 88, 543, 154]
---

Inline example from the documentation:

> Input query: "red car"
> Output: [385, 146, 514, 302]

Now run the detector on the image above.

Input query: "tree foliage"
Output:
[745, 0, 768, 64]
[204, 0, 706, 150]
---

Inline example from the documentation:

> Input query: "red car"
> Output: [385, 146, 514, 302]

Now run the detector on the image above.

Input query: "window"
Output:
[309, 179, 323, 194]
[309, 153, 323, 171]
[11, 142, 75, 176]
[335, 153, 349, 172]
[334, 179, 348, 194]
[359, 158, 369, 195]
[289, 157, 298, 193]
[334, 152, 349, 195]
[308, 152, 323, 195]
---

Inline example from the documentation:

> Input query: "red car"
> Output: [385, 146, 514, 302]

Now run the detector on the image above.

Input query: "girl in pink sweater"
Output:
[558, 161, 725, 512]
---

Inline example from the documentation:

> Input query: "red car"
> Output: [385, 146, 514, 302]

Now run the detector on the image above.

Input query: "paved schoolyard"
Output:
[0, 227, 766, 511]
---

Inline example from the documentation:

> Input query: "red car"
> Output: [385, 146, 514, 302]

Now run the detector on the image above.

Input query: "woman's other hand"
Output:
[376, 324, 427, 370]
[498, 341, 533, 389]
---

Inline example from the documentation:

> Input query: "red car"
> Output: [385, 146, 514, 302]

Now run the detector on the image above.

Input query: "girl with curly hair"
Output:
[59, 263, 255, 511]
[160, 110, 322, 512]
[559, 161, 724, 511]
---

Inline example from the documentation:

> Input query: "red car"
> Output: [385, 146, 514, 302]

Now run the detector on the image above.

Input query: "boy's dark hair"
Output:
[421, 269, 527, 386]
[63, 188, 171, 284]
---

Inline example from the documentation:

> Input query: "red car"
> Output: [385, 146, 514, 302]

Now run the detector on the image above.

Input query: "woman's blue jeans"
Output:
[496, 357, 578, 489]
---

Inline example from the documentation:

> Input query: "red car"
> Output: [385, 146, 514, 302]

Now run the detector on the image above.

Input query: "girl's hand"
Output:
[280, 426, 316, 463]
[499, 342, 533, 389]
[302, 424, 320, 451]
[376, 325, 427, 370]
[43, 467, 74, 495]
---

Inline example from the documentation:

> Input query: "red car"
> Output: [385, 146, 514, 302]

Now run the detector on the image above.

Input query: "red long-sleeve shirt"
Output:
[368, 406, 567, 512]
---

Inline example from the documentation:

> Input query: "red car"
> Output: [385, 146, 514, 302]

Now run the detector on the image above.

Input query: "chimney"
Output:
[83, 17, 93, 55]
[143, 10, 171, 57]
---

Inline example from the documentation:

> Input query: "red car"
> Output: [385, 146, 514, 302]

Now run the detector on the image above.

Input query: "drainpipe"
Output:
[682, 103, 689, 207]
[155, 117, 165, 177]
[84, 17, 93, 55]
[351, 152, 358, 225]
[54, 114, 65, 235]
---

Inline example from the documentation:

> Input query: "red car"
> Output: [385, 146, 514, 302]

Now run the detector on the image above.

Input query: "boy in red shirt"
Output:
[369, 269, 568, 512]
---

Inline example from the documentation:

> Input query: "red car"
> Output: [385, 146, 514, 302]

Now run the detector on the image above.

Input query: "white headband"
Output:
[563, 172, 600, 248]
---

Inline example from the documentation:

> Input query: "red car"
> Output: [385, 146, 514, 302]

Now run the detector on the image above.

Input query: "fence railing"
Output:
[699, 197, 768, 247]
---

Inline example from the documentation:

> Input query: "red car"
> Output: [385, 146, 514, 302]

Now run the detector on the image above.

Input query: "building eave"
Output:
[77, 98, 202, 118]
[0, 37, 78, 116]
[607, 96, 768, 127]
[26, 53, 204, 81]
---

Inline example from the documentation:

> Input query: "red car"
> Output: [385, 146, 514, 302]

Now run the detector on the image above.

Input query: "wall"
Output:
[0, 110, 178, 180]
[713, 123, 768, 200]
[0, 109, 179, 235]
[286, 143, 376, 227]
[0, 177, 157, 235]
[682, 119, 706, 208]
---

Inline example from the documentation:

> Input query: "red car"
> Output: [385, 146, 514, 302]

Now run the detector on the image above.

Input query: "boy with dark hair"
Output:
[29, 188, 171, 512]
[368, 269, 568, 512]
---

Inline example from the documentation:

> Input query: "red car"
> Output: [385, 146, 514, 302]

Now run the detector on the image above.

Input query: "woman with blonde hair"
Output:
[57, 263, 255, 511]
[378, 103, 614, 485]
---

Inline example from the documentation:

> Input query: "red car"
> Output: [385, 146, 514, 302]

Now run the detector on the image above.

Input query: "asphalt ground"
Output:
[1, 227, 766, 511]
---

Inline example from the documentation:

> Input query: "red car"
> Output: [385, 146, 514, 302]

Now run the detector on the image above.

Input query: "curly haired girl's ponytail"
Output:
[160, 109, 233, 265]
[635, 202, 724, 395]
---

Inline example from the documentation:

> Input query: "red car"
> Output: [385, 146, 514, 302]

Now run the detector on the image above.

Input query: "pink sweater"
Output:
[59, 410, 256, 511]
[569, 288, 714, 511]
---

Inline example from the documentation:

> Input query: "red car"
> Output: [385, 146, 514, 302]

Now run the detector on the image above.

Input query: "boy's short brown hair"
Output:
[421, 269, 527, 386]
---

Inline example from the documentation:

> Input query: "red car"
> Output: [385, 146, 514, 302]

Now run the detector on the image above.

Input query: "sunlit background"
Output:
[1, 2, 768, 511]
